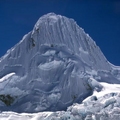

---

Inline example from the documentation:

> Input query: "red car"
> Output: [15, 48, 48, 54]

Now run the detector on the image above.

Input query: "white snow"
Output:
[0, 13, 120, 119]
[38, 60, 62, 70]
[43, 50, 56, 56]
[49, 15, 59, 20]
[93, 82, 120, 98]
[0, 87, 26, 96]
[79, 47, 89, 54]
[0, 73, 15, 82]
[87, 77, 103, 91]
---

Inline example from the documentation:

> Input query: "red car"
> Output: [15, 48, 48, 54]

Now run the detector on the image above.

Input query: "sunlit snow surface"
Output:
[0, 13, 120, 119]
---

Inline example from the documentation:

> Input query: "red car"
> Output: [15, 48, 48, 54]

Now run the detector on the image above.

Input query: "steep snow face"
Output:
[0, 13, 110, 72]
[32, 13, 111, 70]
[0, 13, 119, 113]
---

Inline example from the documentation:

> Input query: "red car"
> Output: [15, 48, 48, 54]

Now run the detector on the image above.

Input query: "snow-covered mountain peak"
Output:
[30, 13, 110, 71]
[0, 13, 119, 113]
[33, 13, 63, 32]
[36, 13, 61, 23]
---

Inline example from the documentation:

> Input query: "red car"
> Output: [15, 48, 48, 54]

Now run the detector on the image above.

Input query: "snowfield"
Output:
[0, 13, 120, 119]
[1, 82, 120, 120]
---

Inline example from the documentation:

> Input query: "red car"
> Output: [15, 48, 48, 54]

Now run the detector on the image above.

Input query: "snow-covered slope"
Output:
[0, 13, 120, 119]
[1, 82, 120, 120]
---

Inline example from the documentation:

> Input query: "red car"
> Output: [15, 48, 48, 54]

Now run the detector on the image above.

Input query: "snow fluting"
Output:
[0, 13, 120, 119]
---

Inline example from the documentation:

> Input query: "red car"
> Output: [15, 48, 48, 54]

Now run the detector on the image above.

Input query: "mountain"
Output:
[0, 13, 120, 119]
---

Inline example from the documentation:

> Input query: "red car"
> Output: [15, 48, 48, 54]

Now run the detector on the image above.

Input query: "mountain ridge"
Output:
[0, 13, 111, 72]
[0, 13, 119, 113]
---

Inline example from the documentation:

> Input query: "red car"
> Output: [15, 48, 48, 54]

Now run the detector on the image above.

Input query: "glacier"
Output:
[0, 13, 120, 119]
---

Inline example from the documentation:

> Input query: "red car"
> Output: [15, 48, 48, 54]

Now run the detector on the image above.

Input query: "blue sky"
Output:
[0, 0, 120, 65]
